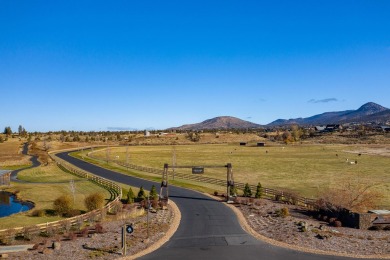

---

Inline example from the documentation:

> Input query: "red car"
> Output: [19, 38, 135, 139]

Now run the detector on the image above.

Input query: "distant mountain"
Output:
[169, 116, 262, 130]
[268, 102, 389, 126]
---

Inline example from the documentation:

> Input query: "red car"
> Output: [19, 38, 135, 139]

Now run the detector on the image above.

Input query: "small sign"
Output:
[126, 224, 134, 234]
[192, 167, 204, 174]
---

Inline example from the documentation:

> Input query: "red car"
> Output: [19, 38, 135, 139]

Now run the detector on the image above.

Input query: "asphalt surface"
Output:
[57, 152, 380, 260]
[10, 143, 40, 182]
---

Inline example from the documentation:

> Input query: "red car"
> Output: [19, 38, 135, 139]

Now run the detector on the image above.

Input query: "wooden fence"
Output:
[88, 151, 316, 207]
[0, 151, 122, 241]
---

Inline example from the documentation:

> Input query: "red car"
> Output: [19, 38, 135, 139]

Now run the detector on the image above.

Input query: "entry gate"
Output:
[160, 163, 235, 202]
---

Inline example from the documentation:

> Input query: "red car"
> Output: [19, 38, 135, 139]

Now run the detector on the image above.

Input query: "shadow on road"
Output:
[169, 195, 218, 202]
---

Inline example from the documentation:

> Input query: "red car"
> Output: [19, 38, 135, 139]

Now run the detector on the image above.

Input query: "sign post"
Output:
[121, 224, 134, 256]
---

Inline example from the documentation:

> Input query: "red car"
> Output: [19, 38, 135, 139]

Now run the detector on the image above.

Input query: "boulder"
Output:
[52, 241, 61, 250]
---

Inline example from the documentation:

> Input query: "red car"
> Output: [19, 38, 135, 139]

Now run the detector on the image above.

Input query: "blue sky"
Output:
[1, 1, 390, 132]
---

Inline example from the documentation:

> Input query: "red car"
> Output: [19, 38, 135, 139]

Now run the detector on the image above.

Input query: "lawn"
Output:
[88, 144, 390, 208]
[0, 164, 112, 229]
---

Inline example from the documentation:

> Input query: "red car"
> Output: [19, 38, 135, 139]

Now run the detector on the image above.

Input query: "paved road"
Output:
[10, 143, 40, 182]
[57, 152, 378, 260]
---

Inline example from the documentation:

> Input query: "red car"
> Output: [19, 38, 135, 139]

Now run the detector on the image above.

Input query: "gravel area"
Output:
[232, 197, 390, 258]
[3, 196, 390, 259]
[4, 202, 178, 260]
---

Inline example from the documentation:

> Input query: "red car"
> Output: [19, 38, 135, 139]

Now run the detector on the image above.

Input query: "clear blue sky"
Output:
[1, 1, 390, 132]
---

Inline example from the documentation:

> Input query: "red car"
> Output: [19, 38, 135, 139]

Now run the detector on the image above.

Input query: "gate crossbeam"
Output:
[160, 163, 234, 202]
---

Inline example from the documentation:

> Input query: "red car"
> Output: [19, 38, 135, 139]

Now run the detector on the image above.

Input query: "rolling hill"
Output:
[169, 116, 262, 130]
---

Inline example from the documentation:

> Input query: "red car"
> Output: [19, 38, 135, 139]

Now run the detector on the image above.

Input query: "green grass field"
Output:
[0, 164, 112, 229]
[88, 144, 390, 208]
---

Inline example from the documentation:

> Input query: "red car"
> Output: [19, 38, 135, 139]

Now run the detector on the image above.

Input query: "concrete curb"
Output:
[0, 244, 35, 254]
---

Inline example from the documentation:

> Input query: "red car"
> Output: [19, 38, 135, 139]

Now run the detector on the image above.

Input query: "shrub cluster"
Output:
[84, 193, 105, 211]
[53, 195, 73, 217]
[275, 207, 290, 218]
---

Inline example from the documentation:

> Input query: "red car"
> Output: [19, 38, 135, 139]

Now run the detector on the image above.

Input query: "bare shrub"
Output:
[99, 208, 107, 221]
[151, 199, 159, 209]
[67, 231, 77, 241]
[109, 200, 122, 215]
[95, 223, 104, 234]
[316, 180, 383, 213]
[275, 194, 283, 202]
[53, 195, 73, 216]
[44, 225, 57, 238]
[84, 193, 105, 211]
[23, 226, 39, 241]
[59, 220, 72, 233]
[80, 227, 89, 237]
[275, 207, 290, 218]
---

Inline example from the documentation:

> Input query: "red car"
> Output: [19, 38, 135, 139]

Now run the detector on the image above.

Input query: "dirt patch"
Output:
[344, 146, 390, 157]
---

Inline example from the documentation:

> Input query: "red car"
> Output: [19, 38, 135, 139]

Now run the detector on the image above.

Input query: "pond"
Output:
[0, 191, 32, 217]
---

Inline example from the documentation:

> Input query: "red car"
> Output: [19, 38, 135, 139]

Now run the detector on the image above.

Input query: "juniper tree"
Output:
[137, 186, 146, 200]
[243, 183, 252, 197]
[127, 187, 135, 204]
[149, 185, 158, 200]
[255, 182, 262, 198]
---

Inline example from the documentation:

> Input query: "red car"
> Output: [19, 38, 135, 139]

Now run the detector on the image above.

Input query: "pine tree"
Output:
[127, 187, 135, 204]
[255, 182, 262, 198]
[243, 183, 252, 197]
[137, 186, 146, 200]
[3, 127, 12, 136]
[149, 185, 158, 200]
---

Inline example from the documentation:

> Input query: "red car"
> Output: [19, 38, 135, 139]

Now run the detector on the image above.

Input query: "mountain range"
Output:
[169, 102, 390, 130]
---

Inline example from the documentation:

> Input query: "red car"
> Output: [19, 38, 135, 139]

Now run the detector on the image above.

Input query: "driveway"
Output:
[57, 152, 378, 260]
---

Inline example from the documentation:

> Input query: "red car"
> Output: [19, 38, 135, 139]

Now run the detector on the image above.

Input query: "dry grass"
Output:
[90, 143, 390, 209]
[0, 137, 30, 167]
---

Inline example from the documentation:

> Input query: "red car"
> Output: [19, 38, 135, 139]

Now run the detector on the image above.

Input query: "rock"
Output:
[88, 233, 98, 239]
[298, 221, 309, 232]
[42, 248, 53, 255]
[315, 233, 331, 240]
[52, 241, 61, 250]
[319, 225, 328, 231]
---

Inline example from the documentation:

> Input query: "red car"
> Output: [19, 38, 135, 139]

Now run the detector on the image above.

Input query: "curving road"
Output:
[57, 152, 379, 260]
[11, 143, 40, 182]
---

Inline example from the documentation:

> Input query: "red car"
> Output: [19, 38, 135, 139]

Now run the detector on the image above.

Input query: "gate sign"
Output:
[126, 224, 134, 234]
[192, 167, 204, 174]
